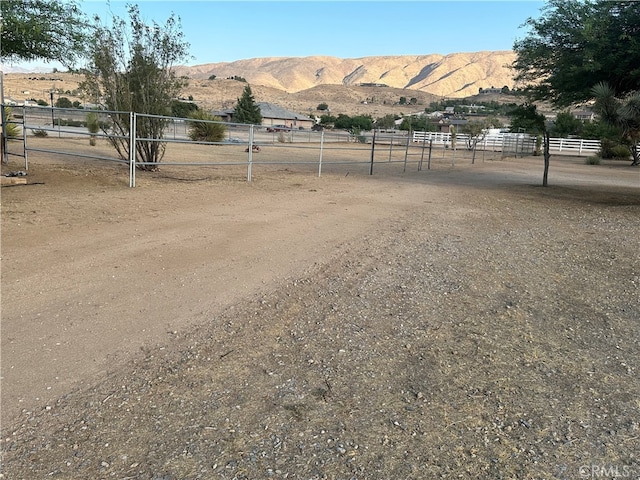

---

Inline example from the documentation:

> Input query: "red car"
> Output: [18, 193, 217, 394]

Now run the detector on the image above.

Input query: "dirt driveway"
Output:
[1, 151, 639, 479]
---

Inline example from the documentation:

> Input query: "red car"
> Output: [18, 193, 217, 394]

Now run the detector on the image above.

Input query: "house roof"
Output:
[212, 103, 313, 122]
[257, 102, 312, 121]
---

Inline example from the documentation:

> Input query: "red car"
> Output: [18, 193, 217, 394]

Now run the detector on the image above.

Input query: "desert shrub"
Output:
[350, 128, 367, 143]
[600, 138, 630, 159]
[2, 107, 22, 138]
[171, 99, 198, 119]
[54, 96, 73, 108]
[187, 110, 226, 142]
[57, 119, 85, 127]
[277, 132, 287, 143]
[31, 129, 48, 137]
[86, 112, 100, 146]
[585, 155, 601, 165]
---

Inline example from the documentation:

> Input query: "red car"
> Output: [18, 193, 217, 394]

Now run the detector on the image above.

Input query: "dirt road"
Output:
[1, 153, 639, 479]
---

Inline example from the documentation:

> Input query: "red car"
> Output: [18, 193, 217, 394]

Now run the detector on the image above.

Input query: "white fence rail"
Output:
[547, 137, 601, 155]
[412, 131, 606, 156]
[412, 131, 536, 155]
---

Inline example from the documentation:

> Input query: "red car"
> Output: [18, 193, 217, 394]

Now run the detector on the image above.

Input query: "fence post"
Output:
[418, 132, 428, 171]
[247, 124, 253, 182]
[318, 130, 324, 177]
[22, 106, 28, 170]
[369, 130, 376, 175]
[427, 139, 433, 170]
[129, 111, 136, 187]
[403, 133, 411, 171]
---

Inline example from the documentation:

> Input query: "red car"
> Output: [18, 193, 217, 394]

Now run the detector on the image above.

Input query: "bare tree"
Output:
[81, 5, 190, 170]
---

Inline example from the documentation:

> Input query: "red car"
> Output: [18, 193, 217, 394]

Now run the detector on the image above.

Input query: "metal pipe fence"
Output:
[3, 105, 636, 187]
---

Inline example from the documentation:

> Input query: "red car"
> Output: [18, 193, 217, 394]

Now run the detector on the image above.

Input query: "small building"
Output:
[437, 118, 468, 133]
[572, 110, 596, 122]
[212, 102, 314, 130]
[257, 102, 314, 130]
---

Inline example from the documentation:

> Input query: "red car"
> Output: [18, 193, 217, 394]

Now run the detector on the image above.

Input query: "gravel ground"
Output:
[1, 155, 639, 479]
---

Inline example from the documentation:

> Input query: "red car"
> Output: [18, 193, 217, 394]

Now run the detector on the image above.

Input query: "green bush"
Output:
[57, 119, 85, 127]
[86, 112, 100, 146]
[2, 107, 22, 138]
[187, 110, 226, 142]
[600, 138, 630, 159]
[585, 156, 601, 165]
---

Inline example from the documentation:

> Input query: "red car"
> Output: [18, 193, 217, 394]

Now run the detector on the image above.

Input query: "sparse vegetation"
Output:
[86, 111, 99, 146]
[31, 128, 48, 137]
[171, 99, 199, 119]
[599, 139, 632, 160]
[2, 107, 22, 138]
[187, 110, 226, 142]
[585, 155, 601, 165]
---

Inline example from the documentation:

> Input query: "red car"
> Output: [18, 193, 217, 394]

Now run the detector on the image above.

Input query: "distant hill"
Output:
[2, 51, 521, 119]
[174, 51, 517, 98]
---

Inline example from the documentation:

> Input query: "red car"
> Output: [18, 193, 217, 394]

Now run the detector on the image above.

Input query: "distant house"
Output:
[212, 102, 314, 130]
[437, 118, 468, 133]
[479, 87, 503, 95]
[257, 102, 314, 130]
[572, 110, 596, 122]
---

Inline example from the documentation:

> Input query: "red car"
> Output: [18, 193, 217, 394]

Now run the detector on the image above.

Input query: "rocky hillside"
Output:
[174, 51, 517, 98]
[3, 51, 519, 118]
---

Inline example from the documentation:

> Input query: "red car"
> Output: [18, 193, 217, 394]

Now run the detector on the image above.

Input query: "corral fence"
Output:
[0, 104, 619, 187]
[411, 131, 604, 157]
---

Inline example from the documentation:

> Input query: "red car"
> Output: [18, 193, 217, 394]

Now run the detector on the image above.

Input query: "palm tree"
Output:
[591, 82, 640, 166]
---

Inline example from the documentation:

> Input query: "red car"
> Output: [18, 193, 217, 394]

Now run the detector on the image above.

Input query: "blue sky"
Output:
[7, 0, 546, 70]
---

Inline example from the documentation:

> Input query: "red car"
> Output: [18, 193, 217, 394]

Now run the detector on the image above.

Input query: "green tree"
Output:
[333, 114, 373, 132]
[591, 82, 640, 165]
[552, 111, 583, 138]
[81, 5, 190, 170]
[0, 0, 89, 67]
[460, 119, 496, 164]
[319, 114, 336, 128]
[317, 103, 329, 111]
[54, 97, 73, 109]
[509, 103, 552, 186]
[580, 120, 621, 141]
[234, 85, 262, 125]
[513, 0, 640, 107]
[374, 114, 398, 130]
[171, 100, 199, 119]
[399, 116, 433, 132]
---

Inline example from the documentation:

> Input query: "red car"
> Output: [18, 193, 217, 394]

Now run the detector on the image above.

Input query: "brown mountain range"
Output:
[3, 51, 519, 119]
[174, 51, 517, 98]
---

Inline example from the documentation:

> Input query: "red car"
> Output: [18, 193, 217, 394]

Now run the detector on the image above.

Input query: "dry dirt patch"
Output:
[1, 152, 639, 479]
